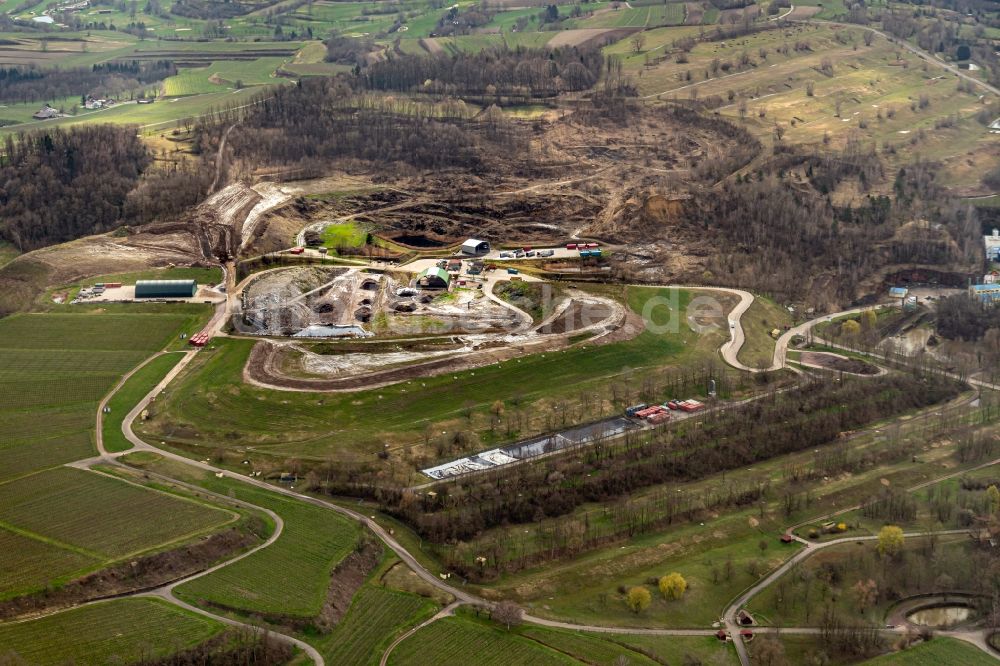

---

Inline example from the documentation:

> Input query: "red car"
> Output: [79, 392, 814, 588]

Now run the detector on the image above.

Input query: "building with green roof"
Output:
[416, 267, 450, 290]
[134, 280, 197, 299]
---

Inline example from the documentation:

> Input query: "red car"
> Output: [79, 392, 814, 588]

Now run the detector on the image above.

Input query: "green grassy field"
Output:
[143, 287, 732, 465]
[390, 610, 740, 666]
[0, 598, 223, 665]
[103, 352, 184, 454]
[0, 309, 205, 483]
[519, 626, 660, 665]
[0, 527, 98, 600]
[861, 637, 997, 665]
[175, 480, 359, 619]
[322, 221, 368, 251]
[0, 306, 229, 599]
[0, 466, 233, 559]
[317, 584, 438, 665]
[0, 87, 263, 135]
[620, 22, 997, 190]
[163, 57, 291, 96]
[389, 612, 578, 666]
[612, 634, 740, 664]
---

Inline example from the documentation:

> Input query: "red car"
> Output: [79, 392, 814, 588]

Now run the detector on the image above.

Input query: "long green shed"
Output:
[134, 279, 197, 299]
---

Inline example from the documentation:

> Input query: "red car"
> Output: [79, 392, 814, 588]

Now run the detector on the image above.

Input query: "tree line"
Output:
[195, 78, 528, 177]
[0, 60, 175, 106]
[305, 372, 962, 578]
[358, 46, 605, 99]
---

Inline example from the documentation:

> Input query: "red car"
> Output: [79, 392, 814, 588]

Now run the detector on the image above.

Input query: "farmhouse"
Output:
[416, 267, 450, 290]
[84, 97, 109, 110]
[460, 238, 490, 256]
[134, 279, 197, 299]
[32, 105, 59, 120]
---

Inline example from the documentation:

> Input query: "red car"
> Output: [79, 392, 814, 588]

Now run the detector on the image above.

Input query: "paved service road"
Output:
[55, 278, 998, 666]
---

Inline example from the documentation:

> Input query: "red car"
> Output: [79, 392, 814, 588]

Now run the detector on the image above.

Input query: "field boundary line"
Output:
[0, 520, 105, 561]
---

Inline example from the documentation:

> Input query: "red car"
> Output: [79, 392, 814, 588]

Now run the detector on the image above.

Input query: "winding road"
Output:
[16, 274, 995, 666]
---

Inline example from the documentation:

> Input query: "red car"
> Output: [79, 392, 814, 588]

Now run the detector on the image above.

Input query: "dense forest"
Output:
[359, 46, 606, 98]
[324, 34, 376, 67]
[692, 157, 981, 303]
[936, 293, 1000, 341]
[0, 60, 175, 105]
[169, 0, 277, 19]
[0, 126, 150, 251]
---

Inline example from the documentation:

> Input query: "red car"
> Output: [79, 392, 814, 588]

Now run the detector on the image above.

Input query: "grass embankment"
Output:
[861, 637, 997, 665]
[103, 352, 184, 453]
[174, 479, 359, 620]
[737, 295, 793, 369]
[72, 266, 223, 288]
[0, 598, 224, 665]
[0, 240, 18, 268]
[143, 287, 736, 463]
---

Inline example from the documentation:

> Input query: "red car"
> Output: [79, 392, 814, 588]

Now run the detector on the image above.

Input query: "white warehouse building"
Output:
[460, 238, 490, 256]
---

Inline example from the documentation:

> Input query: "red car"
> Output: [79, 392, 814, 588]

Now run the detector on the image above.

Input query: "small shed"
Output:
[460, 238, 490, 256]
[416, 267, 450, 290]
[780, 533, 794, 543]
[134, 279, 197, 299]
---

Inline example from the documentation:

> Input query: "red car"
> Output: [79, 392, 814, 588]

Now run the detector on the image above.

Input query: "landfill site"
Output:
[238, 264, 519, 338]
[235, 252, 628, 390]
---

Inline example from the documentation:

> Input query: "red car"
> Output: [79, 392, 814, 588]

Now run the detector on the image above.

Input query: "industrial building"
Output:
[416, 267, 450, 290]
[134, 279, 197, 299]
[986, 228, 1000, 263]
[460, 238, 490, 256]
[970, 283, 1000, 306]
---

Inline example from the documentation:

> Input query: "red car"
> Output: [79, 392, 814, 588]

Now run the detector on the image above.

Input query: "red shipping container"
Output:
[565, 243, 577, 250]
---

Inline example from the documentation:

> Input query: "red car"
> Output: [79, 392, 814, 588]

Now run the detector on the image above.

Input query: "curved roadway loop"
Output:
[38, 280, 996, 666]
